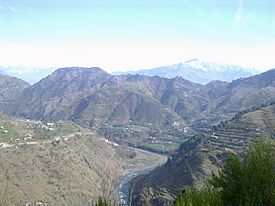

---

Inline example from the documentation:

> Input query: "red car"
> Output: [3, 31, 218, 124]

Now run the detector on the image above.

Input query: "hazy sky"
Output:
[0, 0, 275, 72]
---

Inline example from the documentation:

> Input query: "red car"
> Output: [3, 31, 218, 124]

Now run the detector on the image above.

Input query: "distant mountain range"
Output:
[0, 66, 56, 84]
[0, 59, 260, 85]
[113, 59, 260, 84]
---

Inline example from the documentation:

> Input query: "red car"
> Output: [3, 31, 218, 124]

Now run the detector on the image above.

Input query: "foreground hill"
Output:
[0, 118, 166, 205]
[114, 59, 258, 84]
[131, 104, 275, 206]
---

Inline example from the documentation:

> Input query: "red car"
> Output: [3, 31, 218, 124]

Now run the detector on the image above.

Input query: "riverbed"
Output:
[118, 147, 167, 206]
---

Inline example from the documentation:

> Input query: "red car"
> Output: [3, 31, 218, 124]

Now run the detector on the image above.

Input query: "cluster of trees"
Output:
[213, 101, 275, 131]
[232, 101, 275, 122]
[93, 197, 124, 206]
[168, 134, 203, 166]
[94, 197, 113, 206]
[173, 138, 275, 206]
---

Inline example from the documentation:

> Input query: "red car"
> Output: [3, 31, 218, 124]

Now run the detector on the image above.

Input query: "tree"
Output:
[95, 197, 111, 206]
[172, 138, 275, 206]
[173, 187, 221, 206]
[245, 138, 275, 206]
[209, 155, 247, 206]
[94, 197, 124, 206]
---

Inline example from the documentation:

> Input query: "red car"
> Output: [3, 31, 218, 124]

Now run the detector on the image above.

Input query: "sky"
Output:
[0, 0, 275, 72]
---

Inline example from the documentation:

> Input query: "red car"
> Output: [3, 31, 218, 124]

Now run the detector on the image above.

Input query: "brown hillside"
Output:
[132, 104, 275, 206]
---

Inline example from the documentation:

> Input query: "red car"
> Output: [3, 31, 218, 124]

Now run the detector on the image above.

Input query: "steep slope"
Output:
[131, 135, 221, 206]
[199, 69, 275, 125]
[156, 68, 275, 127]
[0, 119, 165, 205]
[15, 67, 275, 127]
[0, 74, 30, 115]
[0, 120, 123, 205]
[0, 136, 122, 206]
[17, 68, 184, 126]
[8, 67, 275, 153]
[114, 59, 258, 84]
[17, 67, 112, 121]
[13, 67, 208, 153]
[132, 104, 275, 206]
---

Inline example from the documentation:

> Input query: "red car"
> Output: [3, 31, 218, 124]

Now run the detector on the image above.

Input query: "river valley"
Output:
[118, 147, 168, 206]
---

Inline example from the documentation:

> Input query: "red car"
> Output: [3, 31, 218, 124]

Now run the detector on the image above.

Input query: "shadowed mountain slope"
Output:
[131, 103, 275, 206]
[2, 67, 272, 132]
[0, 74, 30, 115]
[15, 68, 202, 127]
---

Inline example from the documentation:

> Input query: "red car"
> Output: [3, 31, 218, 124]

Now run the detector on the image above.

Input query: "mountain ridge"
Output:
[113, 59, 259, 84]
[2, 66, 275, 128]
[1, 66, 275, 153]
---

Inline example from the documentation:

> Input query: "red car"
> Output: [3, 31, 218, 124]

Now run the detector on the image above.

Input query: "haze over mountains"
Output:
[0, 66, 56, 84]
[114, 59, 260, 84]
[0, 59, 260, 85]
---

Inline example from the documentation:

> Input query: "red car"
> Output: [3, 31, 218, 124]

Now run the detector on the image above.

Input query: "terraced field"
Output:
[201, 104, 275, 154]
[201, 123, 261, 153]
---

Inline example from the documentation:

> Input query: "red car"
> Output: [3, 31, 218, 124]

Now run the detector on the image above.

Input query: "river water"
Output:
[117, 147, 167, 206]
[118, 168, 154, 206]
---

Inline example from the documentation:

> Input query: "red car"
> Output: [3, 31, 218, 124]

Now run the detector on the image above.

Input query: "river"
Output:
[118, 147, 167, 206]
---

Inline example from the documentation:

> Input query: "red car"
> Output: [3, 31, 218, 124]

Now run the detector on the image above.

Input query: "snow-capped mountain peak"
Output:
[183, 58, 258, 73]
[113, 59, 261, 85]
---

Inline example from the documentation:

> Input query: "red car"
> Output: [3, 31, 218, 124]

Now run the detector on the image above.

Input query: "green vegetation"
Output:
[232, 101, 275, 121]
[34, 121, 81, 139]
[214, 101, 275, 131]
[94, 197, 123, 206]
[0, 120, 81, 143]
[173, 187, 221, 206]
[94, 197, 111, 206]
[0, 121, 18, 141]
[171, 134, 203, 163]
[55, 122, 81, 134]
[99, 123, 186, 154]
[173, 138, 275, 206]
